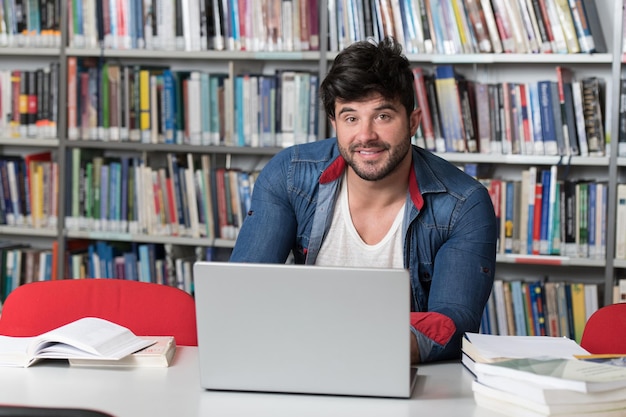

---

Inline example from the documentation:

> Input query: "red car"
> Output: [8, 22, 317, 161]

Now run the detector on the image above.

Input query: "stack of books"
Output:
[472, 357, 626, 417]
[463, 332, 626, 416]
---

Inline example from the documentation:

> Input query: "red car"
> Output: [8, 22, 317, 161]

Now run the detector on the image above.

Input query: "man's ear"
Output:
[409, 108, 422, 137]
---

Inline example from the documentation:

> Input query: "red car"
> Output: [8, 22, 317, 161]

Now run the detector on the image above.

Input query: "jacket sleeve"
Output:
[230, 152, 297, 263]
[410, 312, 456, 362]
[414, 184, 497, 362]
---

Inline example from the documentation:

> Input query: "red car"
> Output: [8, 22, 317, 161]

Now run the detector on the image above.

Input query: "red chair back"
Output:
[0, 279, 197, 346]
[580, 303, 626, 354]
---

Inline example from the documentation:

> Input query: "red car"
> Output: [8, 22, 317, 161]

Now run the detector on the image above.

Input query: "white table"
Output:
[0, 347, 505, 417]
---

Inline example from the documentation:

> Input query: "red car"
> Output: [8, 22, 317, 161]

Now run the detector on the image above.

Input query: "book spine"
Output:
[518, 83, 532, 155]
[412, 68, 435, 151]
[580, 77, 605, 156]
[510, 280, 527, 336]
[473, 82, 491, 154]
[538, 168, 552, 255]
[139, 69, 151, 143]
[504, 181, 514, 254]
[487, 84, 501, 154]
[424, 74, 444, 153]
[528, 0, 552, 52]
[108, 64, 121, 141]
[149, 73, 162, 144]
[162, 69, 176, 144]
[562, 78, 579, 156]
[567, 0, 593, 53]
[459, 79, 477, 153]
[569, 282, 585, 343]
[120, 65, 129, 140]
[434, 65, 465, 153]
[543, 0, 568, 53]
[463, 0, 492, 53]
[547, 165, 558, 254]
[518, 0, 541, 53]
[553, 0, 579, 52]
[587, 181, 597, 259]
[522, 282, 535, 335]
[490, 0, 515, 52]
[98, 62, 113, 141]
[616, 184, 626, 260]
[548, 81, 566, 156]
[537, 80, 558, 156]
[200, 72, 211, 145]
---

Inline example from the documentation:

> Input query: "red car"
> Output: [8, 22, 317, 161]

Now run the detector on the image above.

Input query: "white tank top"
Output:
[316, 175, 405, 268]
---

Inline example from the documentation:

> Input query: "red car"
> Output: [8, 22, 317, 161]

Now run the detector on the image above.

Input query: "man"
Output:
[230, 37, 497, 363]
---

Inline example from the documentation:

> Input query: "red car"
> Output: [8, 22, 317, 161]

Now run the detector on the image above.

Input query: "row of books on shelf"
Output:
[63, 241, 207, 294]
[0, 0, 61, 48]
[66, 0, 320, 52]
[0, 240, 220, 303]
[1, 149, 616, 259]
[0, 0, 608, 55]
[479, 166, 607, 259]
[64, 149, 258, 241]
[0, 152, 58, 229]
[0, 242, 53, 302]
[337, 0, 606, 55]
[67, 58, 319, 147]
[413, 65, 606, 157]
[480, 278, 599, 344]
[0, 65, 61, 140]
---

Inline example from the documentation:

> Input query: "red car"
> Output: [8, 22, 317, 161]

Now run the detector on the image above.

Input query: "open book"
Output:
[0, 317, 156, 367]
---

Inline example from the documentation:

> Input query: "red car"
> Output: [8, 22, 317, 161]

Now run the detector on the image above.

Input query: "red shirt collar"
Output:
[319, 155, 424, 210]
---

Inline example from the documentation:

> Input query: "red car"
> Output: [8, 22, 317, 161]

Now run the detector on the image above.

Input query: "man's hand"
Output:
[410, 332, 420, 364]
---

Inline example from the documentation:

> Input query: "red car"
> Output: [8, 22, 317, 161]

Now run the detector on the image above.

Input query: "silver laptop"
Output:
[193, 261, 417, 398]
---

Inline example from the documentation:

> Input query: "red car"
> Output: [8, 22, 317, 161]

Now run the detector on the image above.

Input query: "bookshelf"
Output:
[0, 0, 624, 315]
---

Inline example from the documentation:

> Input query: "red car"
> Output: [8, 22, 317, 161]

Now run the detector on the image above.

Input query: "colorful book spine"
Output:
[434, 65, 465, 153]
[537, 80, 558, 156]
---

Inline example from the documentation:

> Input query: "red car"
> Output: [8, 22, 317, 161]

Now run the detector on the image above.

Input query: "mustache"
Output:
[349, 141, 390, 151]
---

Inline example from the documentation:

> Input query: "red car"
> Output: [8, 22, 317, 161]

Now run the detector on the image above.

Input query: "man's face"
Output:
[331, 94, 421, 181]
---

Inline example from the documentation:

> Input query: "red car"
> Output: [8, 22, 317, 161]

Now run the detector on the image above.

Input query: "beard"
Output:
[338, 137, 412, 181]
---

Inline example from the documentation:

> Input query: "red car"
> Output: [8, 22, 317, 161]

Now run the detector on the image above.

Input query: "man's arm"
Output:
[417, 185, 497, 361]
[230, 155, 297, 263]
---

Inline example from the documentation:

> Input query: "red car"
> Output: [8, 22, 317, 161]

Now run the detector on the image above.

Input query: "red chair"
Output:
[0, 279, 198, 346]
[580, 303, 626, 354]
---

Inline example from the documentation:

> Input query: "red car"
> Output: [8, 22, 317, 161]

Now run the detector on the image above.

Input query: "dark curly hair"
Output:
[319, 37, 415, 120]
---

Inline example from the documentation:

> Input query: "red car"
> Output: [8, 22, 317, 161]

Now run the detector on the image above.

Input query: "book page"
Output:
[0, 335, 36, 366]
[29, 317, 155, 360]
[465, 332, 590, 360]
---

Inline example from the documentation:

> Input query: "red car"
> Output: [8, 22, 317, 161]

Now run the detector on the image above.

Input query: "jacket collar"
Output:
[319, 152, 424, 211]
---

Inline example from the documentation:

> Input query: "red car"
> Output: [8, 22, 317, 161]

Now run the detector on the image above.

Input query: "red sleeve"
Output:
[410, 312, 456, 346]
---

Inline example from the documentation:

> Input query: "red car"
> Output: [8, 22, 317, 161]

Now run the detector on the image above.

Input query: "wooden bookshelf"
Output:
[0, 0, 624, 312]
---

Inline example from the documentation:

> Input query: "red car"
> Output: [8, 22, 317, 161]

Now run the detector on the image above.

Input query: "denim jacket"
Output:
[230, 138, 497, 362]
